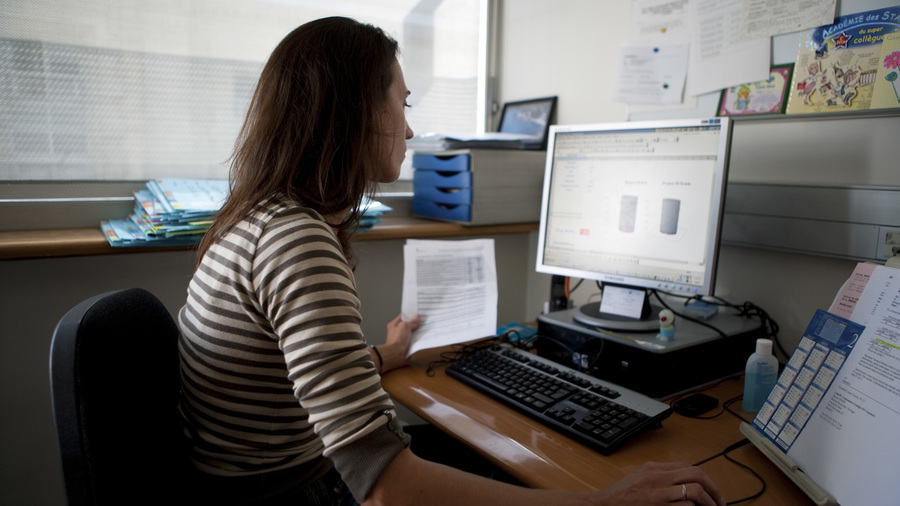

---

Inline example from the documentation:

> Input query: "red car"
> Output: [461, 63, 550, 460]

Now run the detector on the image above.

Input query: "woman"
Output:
[178, 16, 726, 506]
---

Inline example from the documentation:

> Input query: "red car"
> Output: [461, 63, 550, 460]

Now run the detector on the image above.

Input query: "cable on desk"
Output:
[693, 438, 751, 466]
[722, 395, 755, 423]
[666, 377, 756, 424]
[704, 294, 786, 360]
[648, 290, 787, 361]
[424, 337, 497, 376]
[423, 329, 539, 376]
[650, 289, 728, 338]
[693, 438, 767, 505]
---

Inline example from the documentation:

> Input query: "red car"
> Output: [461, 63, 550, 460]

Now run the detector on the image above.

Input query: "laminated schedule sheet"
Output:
[751, 309, 864, 450]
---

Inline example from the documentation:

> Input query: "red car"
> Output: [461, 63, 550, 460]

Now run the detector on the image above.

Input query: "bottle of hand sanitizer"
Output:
[742, 338, 778, 413]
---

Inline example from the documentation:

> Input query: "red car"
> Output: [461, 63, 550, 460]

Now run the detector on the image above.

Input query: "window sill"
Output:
[0, 218, 538, 260]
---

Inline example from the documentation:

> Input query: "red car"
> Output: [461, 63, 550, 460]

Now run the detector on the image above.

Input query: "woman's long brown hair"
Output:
[196, 17, 399, 267]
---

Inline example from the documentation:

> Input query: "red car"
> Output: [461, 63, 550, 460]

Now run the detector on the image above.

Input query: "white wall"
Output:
[499, 1, 631, 124]
[498, 0, 888, 356]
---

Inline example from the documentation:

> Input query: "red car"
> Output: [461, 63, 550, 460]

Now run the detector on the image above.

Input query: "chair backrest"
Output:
[49, 288, 185, 505]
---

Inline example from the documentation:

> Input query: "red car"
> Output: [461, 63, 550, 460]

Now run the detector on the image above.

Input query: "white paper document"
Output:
[786, 265, 900, 505]
[613, 41, 689, 105]
[631, 0, 691, 38]
[827, 261, 877, 320]
[739, 0, 837, 41]
[686, 0, 770, 98]
[401, 239, 498, 357]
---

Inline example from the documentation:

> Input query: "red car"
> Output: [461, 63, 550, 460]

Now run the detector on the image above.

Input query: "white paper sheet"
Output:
[401, 239, 498, 357]
[787, 265, 900, 505]
[739, 0, 837, 41]
[631, 0, 691, 38]
[827, 262, 877, 320]
[613, 41, 689, 104]
[685, 0, 770, 98]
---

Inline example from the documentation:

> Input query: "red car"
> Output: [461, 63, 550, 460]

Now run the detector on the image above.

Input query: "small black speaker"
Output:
[549, 275, 568, 312]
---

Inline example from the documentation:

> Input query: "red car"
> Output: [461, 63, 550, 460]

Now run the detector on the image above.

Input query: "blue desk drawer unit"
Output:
[413, 170, 473, 205]
[411, 149, 546, 225]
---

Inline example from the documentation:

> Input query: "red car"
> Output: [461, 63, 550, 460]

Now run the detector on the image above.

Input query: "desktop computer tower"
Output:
[535, 309, 765, 399]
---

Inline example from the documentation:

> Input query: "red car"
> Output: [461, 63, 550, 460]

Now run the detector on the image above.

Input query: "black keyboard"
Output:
[446, 343, 672, 454]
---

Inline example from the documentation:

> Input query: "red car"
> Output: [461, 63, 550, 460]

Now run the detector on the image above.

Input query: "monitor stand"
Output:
[573, 301, 663, 333]
[573, 283, 661, 332]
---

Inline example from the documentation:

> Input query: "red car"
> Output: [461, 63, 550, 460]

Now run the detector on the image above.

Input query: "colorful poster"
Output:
[786, 6, 900, 114]
[717, 65, 792, 115]
[871, 31, 900, 110]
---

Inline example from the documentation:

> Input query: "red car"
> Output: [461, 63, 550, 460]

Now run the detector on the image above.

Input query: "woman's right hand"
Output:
[587, 461, 726, 506]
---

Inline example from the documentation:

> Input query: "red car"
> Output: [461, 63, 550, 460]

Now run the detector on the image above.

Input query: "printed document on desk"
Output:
[749, 264, 900, 505]
[401, 239, 498, 357]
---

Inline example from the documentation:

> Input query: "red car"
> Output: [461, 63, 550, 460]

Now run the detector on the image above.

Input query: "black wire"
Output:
[425, 328, 605, 377]
[650, 290, 728, 338]
[723, 395, 754, 423]
[649, 290, 788, 361]
[424, 337, 498, 376]
[668, 377, 747, 421]
[693, 438, 751, 466]
[722, 450, 767, 504]
[568, 278, 584, 294]
[693, 438, 767, 505]
[706, 294, 787, 360]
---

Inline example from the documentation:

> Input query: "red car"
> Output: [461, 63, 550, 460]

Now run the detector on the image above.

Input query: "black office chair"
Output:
[49, 288, 187, 505]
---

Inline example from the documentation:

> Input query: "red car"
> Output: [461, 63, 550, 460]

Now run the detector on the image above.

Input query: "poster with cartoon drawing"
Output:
[786, 6, 900, 114]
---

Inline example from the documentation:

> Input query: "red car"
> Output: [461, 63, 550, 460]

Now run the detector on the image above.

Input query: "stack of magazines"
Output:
[101, 178, 393, 247]
[101, 178, 230, 247]
[356, 198, 393, 232]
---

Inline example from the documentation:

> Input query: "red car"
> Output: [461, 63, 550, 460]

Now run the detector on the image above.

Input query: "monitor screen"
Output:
[535, 118, 732, 329]
[497, 96, 557, 150]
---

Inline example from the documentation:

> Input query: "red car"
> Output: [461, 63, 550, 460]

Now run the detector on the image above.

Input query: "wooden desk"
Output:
[382, 344, 814, 505]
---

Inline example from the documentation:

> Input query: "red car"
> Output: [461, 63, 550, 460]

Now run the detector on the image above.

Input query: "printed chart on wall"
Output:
[787, 6, 900, 114]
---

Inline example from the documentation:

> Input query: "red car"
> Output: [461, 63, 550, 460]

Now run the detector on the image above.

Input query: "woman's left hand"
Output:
[375, 314, 420, 373]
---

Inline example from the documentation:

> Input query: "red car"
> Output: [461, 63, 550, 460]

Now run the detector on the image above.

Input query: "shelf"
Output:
[0, 218, 538, 261]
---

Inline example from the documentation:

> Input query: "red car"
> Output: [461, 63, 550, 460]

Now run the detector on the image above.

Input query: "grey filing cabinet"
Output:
[411, 148, 546, 225]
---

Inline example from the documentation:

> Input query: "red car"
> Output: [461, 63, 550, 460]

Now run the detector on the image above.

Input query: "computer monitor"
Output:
[497, 96, 557, 150]
[535, 117, 732, 331]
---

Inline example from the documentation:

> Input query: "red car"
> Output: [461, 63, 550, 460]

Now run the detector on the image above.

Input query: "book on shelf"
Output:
[101, 178, 392, 247]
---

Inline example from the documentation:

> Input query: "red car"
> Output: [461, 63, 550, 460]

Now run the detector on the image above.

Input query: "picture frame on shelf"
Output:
[717, 64, 793, 116]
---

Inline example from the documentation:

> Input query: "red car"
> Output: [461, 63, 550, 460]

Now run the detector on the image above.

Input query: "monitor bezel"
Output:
[535, 117, 733, 298]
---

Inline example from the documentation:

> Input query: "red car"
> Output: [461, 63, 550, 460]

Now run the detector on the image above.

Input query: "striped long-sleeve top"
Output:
[177, 195, 409, 501]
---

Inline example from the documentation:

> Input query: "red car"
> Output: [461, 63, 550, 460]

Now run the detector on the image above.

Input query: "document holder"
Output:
[739, 422, 838, 506]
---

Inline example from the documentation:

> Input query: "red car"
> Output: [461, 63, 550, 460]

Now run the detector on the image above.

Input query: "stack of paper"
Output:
[101, 178, 230, 247]
[407, 132, 542, 151]
[101, 178, 393, 247]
